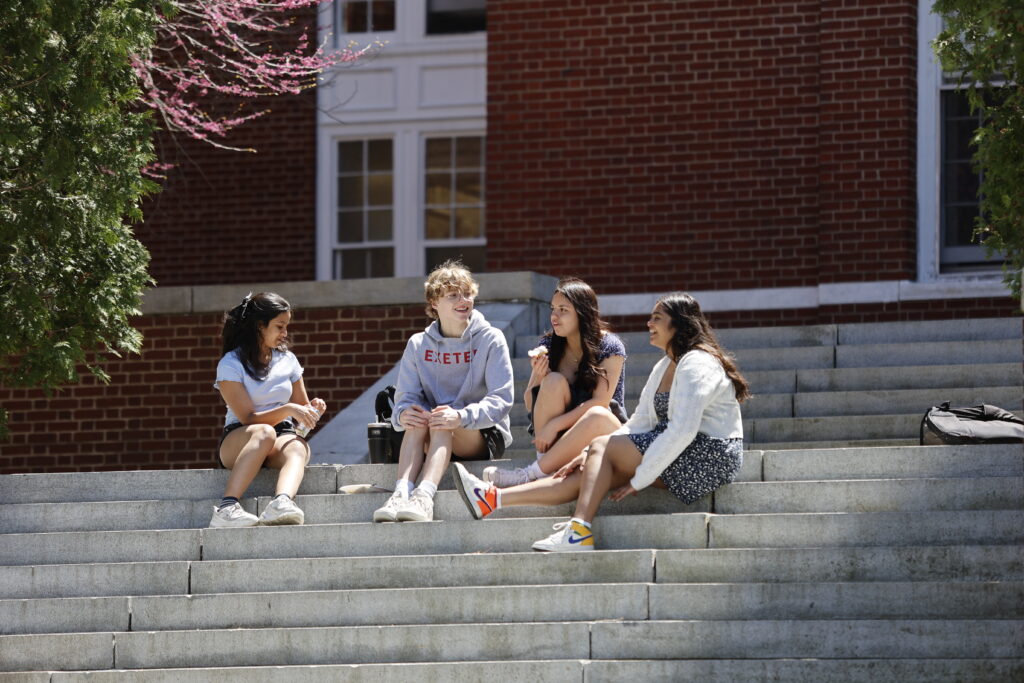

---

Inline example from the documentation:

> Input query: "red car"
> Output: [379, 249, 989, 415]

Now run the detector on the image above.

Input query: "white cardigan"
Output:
[614, 349, 743, 491]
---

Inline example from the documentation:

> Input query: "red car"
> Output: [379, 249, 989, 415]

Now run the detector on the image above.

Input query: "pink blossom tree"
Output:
[133, 0, 375, 153]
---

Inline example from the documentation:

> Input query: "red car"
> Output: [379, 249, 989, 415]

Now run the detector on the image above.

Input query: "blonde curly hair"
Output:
[424, 259, 479, 320]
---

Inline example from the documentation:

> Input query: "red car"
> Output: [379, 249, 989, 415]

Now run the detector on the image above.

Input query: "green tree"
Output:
[0, 1, 159, 436]
[933, 0, 1024, 300]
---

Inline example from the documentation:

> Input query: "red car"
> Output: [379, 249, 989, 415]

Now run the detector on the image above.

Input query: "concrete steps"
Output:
[2, 317, 1022, 678]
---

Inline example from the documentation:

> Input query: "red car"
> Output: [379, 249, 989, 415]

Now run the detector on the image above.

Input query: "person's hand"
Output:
[429, 405, 461, 430]
[609, 484, 637, 502]
[309, 397, 327, 419]
[399, 405, 430, 429]
[533, 421, 560, 453]
[528, 352, 550, 381]
[290, 403, 320, 429]
[553, 450, 587, 479]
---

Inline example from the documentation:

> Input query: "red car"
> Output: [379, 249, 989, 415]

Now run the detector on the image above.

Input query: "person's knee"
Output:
[587, 434, 611, 459]
[581, 405, 619, 428]
[539, 371, 570, 393]
[247, 424, 277, 449]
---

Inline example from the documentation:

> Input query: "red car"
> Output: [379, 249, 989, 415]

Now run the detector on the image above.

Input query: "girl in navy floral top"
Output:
[484, 277, 627, 487]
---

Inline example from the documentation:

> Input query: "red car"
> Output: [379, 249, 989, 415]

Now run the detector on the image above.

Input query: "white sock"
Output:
[570, 517, 591, 529]
[526, 461, 545, 480]
[395, 479, 414, 498]
[415, 481, 438, 498]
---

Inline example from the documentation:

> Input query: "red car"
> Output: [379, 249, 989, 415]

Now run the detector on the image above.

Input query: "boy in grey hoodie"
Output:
[373, 260, 514, 523]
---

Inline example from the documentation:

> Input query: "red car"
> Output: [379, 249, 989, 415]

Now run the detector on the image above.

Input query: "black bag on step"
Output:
[919, 401, 1024, 445]
[367, 385, 405, 463]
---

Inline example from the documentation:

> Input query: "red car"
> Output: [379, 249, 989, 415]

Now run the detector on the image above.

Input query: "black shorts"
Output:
[217, 420, 298, 468]
[479, 425, 506, 461]
[527, 385, 627, 436]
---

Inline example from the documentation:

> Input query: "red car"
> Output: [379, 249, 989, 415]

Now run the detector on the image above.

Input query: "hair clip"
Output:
[239, 292, 254, 319]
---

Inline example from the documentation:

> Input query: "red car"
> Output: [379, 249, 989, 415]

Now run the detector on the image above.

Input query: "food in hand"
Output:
[527, 346, 548, 358]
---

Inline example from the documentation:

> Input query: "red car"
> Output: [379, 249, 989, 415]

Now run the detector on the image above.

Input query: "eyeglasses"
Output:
[441, 291, 474, 303]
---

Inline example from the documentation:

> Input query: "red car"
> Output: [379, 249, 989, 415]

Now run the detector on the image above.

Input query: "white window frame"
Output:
[318, 121, 485, 279]
[917, 2, 1002, 280]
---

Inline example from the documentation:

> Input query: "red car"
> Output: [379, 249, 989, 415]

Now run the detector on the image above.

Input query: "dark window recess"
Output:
[939, 89, 1002, 270]
[426, 0, 485, 35]
[343, 0, 395, 33]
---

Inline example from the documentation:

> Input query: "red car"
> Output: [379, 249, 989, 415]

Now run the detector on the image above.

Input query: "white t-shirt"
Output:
[214, 349, 303, 427]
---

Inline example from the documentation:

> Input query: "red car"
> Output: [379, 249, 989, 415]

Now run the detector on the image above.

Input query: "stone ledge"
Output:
[140, 272, 558, 316]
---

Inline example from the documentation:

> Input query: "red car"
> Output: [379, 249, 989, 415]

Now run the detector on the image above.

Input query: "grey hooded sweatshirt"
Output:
[392, 309, 514, 446]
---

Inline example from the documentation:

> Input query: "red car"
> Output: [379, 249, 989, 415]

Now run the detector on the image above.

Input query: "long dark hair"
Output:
[221, 292, 292, 381]
[546, 277, 609, 395]
[656, 292, 751, 403]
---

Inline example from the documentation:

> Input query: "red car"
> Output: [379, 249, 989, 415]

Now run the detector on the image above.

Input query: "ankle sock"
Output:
[273, 493, 291, 502]
[570, 517, 591, 529]
[218, 496, 239, 510]
[395, 479, 414, 498]
[415, 481, 438, 498]
[526, 461, 545, 480]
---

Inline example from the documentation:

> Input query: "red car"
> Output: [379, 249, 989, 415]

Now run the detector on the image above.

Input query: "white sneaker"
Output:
[373, 491, 405, 523]
[483, 465, 533, 488]
[531, 519, 595, 552]
[258, 495, 305, 525]
[396, 489, 434, 522]
[209, 502, 258, 528]
[454, 462, 499, 520]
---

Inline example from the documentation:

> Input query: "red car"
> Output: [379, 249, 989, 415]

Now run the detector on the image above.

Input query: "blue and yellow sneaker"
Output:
[531, 519, 595, 552]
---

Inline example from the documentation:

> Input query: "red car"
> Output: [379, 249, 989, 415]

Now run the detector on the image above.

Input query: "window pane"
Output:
[455, 172, 481, 203]
[368, 173, 392, 206]
[344, 1, 369, 33]
[369, 247, 394, 277]
[945, 205, 980, 247]
[426, 0, 486, 34]
[367, 209, 392, 241]
[943, 162, 979, 204]
[425, 139, 451, 170]
[368, 139, 392, 172]
[338, 176, 364, 207]
[338, 211, 363, 243]
[943, 117, 977, 161]
[425, 208, 450, 239]
[341, 249, 368, 278]
[338, 141, 363, 173]
[455, 137, 482, 168]
[372, 0, 396, 31]
[425, 173, 450, 205]
[426, 246, 486, 273]
[454, 208, 482, 238]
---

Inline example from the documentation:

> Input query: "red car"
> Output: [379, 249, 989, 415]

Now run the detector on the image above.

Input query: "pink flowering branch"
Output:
[133, 0, 377, 154]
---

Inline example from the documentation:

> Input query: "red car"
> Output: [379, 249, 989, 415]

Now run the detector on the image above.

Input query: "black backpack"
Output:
[920, 401, 1024, 445]
[371, 385, 405, 462]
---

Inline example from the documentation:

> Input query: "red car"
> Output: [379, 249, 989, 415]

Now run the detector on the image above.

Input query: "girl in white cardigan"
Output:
[453, 292, 750, 552]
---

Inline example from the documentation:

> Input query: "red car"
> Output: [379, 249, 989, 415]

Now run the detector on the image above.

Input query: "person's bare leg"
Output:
[264, 434, 311, 498]
[499, 471, 584, 507]
[536, 406, 621, 474]
[573, 434, 643, 522]
[395, 427, 428, 484]
[531, 372, 571, 438]
[219, 425, 277, 499]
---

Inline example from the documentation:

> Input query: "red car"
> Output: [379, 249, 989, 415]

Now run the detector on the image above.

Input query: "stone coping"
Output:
[140, 272, 559, 315]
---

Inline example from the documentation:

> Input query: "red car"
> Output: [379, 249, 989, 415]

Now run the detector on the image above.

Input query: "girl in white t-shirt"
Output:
[211, 292, 326, 528]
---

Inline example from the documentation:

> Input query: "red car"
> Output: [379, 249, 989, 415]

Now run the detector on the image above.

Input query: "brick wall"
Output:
[134, 5, 319, 287]
[0, 306, 425, 474]
[485, 0, 918, 293]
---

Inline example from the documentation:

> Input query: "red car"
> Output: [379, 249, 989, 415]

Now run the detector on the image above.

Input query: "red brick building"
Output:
[2, 1, 1017, 473]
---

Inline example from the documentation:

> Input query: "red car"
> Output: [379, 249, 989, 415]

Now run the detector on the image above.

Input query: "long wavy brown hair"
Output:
[656, 292, 751, 402]
[545, 277, 609, 395]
